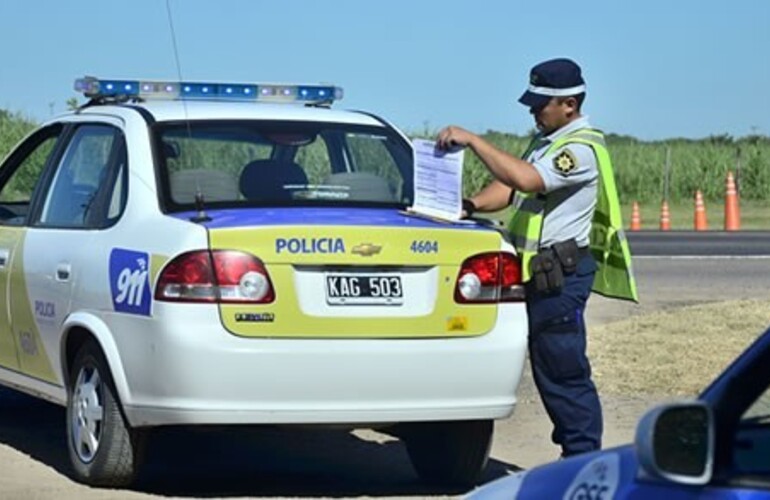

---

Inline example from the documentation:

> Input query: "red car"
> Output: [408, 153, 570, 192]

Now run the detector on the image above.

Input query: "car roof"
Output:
[75, 100, 386, 126]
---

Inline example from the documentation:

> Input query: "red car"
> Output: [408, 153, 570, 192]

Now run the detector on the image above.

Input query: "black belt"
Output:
[529, 243, 590, 293]
[539, 245, 591, 256]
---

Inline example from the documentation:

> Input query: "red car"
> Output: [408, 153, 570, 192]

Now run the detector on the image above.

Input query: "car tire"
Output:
[401, 419, 493, 488]
[66, 340, 145, 487]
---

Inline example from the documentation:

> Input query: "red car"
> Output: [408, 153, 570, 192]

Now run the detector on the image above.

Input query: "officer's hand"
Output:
[461, 198, 476, 219]
[437, 126, 472, 150]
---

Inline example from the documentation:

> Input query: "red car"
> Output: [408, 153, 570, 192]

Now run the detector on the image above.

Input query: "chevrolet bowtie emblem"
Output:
[352, 243, 382, 257]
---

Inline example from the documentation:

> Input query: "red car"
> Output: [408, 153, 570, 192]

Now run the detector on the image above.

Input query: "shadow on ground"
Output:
[0, 386, 521, 498]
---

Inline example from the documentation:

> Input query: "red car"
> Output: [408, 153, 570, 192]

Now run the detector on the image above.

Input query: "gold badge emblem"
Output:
[352, 243, 382, 257]
[553, 149, 578, 175]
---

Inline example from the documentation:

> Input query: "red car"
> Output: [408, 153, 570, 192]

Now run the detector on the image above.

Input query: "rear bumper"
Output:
[108, 304, 528, 427]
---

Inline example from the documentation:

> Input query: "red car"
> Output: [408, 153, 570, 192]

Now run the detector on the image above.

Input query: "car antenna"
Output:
[166, 0, 210, 224]
[190, 191, 212, 223]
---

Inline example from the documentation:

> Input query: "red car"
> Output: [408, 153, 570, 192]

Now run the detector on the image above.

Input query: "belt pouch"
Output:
[530, 249, 563, 293]
[552, 239, 579, 275]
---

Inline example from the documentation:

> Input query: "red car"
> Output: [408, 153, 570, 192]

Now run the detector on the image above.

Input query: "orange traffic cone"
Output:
[630, 201, 641, 231]
[724, 171, 741, 231]
[694, 190, 708, 231]
[659, 200, 671, 231]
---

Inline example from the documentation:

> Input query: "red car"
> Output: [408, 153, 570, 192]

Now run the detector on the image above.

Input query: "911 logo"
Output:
[563, 454, 619, 500]
[109, 248, 151, 316]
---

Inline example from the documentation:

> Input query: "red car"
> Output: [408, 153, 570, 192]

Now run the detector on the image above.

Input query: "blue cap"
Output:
[518, 58, 586, 109]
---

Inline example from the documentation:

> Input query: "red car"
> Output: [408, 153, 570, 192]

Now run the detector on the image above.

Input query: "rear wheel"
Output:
[66, 340, 145, 487]
[401, 419, 493, 488]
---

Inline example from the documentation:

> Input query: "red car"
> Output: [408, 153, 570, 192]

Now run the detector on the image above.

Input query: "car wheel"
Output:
[401, 419, 493, 488]
[66, 340, 145, 487]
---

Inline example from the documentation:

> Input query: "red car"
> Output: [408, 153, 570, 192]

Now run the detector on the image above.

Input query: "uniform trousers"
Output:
[526, 253, 601, 456]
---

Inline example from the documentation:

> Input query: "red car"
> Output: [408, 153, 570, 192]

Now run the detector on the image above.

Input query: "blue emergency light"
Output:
[74, 77, 344, 104]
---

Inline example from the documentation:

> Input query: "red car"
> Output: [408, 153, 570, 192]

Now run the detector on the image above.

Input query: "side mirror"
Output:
[635, 402, 714, 485]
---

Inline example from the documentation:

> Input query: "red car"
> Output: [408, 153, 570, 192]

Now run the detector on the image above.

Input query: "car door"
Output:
[12, 121, 127, 383]
[0, 124, 64, 372]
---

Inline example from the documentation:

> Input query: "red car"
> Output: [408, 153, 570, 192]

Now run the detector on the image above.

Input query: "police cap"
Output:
[518, 58, 585, 109]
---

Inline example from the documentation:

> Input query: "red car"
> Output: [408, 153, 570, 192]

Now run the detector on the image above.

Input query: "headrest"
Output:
[239, 159, 308, 201]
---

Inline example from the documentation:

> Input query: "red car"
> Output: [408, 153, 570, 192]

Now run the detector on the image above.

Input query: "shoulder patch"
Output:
[553, 148, 578, 175]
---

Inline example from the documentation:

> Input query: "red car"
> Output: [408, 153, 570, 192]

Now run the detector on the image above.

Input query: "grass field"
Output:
[622, 199, 770, 231]
[477, 199, 770, 231]
[590, 299, 770, 396]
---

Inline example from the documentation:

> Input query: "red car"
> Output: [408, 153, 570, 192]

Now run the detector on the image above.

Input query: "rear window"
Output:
[155, 120, 413, 211]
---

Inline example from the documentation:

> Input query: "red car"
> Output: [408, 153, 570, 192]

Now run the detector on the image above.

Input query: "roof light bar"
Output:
[74, 77, 343, 104]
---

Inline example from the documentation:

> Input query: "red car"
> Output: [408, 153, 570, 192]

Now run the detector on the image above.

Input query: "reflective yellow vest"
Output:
[508, 128, 639, 302]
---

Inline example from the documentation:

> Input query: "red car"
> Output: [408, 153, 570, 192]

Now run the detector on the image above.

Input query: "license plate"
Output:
[325, 274, 403, 305]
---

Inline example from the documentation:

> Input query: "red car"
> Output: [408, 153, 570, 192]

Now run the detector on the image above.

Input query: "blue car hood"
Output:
[467, 445, 638, 499]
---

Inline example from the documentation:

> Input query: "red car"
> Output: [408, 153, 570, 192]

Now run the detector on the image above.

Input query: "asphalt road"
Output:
[627, 231, 770, 256]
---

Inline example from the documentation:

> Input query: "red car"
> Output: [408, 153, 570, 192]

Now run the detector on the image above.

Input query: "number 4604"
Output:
[410, 240, 438, 253]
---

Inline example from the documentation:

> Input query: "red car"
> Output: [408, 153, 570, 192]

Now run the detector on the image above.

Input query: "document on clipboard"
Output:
[409, 138, 465, 222]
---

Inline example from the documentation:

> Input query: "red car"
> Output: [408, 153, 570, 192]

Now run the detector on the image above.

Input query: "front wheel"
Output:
[401, 419, 493, 488]
[66, 340, 145, 487]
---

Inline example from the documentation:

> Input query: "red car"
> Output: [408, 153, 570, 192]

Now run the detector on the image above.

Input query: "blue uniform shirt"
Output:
[519, 116, 598, 248]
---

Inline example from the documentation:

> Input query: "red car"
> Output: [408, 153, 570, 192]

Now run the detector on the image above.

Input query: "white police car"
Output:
[0, 77, 528, 487]
[466, 325, 770, 499]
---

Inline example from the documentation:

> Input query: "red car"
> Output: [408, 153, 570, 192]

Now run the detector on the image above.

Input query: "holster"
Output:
[552, 239, 579, 275]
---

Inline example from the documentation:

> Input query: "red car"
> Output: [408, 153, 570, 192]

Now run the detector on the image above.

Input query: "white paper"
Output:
[410, 138, 464, 221]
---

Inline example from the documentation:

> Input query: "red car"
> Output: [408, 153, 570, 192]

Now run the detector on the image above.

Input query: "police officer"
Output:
[437, 58, 637, 458]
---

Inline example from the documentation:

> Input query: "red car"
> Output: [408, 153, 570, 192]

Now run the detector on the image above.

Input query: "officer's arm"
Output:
[437, 126, 545, 193]
[468, 180, 512, 212]
[467, 135, 545, 193]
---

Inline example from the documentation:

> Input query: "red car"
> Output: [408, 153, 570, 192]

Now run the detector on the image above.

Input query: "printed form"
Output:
[410, 138, 465, 221]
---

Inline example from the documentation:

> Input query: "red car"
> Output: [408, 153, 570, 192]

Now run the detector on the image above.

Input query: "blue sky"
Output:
[1, 0, 768, 141]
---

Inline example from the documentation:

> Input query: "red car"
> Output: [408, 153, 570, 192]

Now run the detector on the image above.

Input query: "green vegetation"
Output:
[0, 109, 37, 163]
[2, 108, 768, 225]
[623, 199, 770, 231]
[448, 130, 770, 204]
[0, 110, 52, 202]
[475, 199, 770, 231]
[426, 129, 770, 229]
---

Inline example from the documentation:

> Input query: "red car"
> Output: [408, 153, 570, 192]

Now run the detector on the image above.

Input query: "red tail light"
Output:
[155, 250, 274, 303]
[212, 250, 274, 303]
[454, 252, 524, 304]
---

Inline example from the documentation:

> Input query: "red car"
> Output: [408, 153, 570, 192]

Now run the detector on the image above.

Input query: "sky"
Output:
[1, 0, 768, 141]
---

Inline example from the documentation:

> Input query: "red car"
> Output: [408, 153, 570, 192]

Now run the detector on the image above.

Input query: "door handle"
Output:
[56, 263, 72, 282]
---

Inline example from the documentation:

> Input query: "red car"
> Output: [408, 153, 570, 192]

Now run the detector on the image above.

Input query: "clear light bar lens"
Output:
[74, 77, 343, 104]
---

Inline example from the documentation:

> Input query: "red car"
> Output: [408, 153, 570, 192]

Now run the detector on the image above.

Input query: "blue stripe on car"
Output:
[170, 207, 492, 231]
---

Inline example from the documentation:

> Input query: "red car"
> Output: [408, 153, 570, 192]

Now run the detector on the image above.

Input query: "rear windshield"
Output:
[154, 120, 413, 211]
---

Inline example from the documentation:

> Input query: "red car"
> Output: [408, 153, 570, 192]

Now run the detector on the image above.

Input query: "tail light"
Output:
[454, 252, 524, 303]
[155, 250, 274, 303]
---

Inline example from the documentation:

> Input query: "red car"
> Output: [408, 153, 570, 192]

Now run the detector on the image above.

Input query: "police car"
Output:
[0, 77, 528, 487]
[466, 325, 770, 499]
